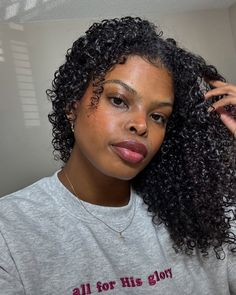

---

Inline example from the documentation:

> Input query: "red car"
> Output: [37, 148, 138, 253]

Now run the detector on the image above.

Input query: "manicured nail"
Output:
[207, 105, 215, 113]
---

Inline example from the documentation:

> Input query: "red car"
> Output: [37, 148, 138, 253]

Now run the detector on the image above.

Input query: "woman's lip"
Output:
[112, 141, 148, 157]
[111, 141, 148, 164]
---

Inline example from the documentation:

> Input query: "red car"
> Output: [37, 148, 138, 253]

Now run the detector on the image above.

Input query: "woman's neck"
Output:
[58, 161, 131, 207]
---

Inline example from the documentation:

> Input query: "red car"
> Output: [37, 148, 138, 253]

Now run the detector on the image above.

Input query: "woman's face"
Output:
[69, 55, 174, 180]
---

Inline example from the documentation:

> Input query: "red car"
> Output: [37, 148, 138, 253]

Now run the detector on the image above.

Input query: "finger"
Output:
[208, 80, 227, 87]
[208, 96, 236, 111]
[205, 85, 235, 99]
[218, 110, 236, 136]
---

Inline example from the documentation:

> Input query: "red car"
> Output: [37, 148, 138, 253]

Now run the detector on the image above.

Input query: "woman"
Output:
[0, 17, 236, 294]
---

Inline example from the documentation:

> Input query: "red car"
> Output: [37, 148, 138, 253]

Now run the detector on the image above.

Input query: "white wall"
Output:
[229, 2, 236, 50]
[1, 9, 236, 196]
[155, 9, 236, 83]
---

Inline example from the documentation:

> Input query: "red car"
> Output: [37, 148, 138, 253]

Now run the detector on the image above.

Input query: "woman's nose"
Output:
[125, 113, 148, 137]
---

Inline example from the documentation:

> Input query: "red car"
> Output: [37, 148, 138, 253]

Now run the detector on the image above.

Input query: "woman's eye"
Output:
[109, 97, 127, 108]
[151, 113, 167, 125]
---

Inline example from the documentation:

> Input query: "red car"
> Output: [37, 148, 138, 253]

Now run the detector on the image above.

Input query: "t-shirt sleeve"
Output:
[227, 221, 236, 294]
[228, 252, 236, 294]
[0, 231, 25, 294]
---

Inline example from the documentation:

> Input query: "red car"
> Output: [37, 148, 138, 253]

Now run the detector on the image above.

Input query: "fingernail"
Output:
[207, 105, 215, 113]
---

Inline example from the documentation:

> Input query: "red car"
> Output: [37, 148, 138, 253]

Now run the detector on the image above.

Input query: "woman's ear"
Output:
[65, 101, 78, 122]
[65, 101, 79, 133]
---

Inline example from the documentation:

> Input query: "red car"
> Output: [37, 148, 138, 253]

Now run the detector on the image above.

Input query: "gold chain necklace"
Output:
[64, 171, 136, 239]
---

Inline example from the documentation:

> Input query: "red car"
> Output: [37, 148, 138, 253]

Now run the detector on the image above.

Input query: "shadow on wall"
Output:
[0, 8, 61, 197]
[0, 22, 40, 127]
[0, 0, 67, 23]
[10, 23, 40, 127]
[1, 0, 69, 128]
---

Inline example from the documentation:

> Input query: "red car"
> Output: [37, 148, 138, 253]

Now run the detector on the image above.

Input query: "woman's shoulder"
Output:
[0, 172, 60, 227]
[1, 172, 57, 201]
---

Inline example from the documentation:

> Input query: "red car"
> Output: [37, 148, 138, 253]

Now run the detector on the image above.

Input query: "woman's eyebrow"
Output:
[103, 79, 137, 96]
[149, 101, 173, 109]
[103, 79, 173, 108]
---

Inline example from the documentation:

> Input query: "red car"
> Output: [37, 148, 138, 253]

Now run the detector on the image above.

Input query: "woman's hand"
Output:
[205, 80, 236, 138]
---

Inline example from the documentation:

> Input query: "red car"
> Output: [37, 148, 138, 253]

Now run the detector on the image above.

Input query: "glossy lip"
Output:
[111, 140, 148, 164]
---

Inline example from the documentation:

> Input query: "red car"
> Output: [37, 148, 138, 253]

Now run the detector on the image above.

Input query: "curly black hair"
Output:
[47, 16, 236, 258]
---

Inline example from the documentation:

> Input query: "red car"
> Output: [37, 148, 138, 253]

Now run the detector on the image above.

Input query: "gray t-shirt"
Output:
[0, 172, 235, 295]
